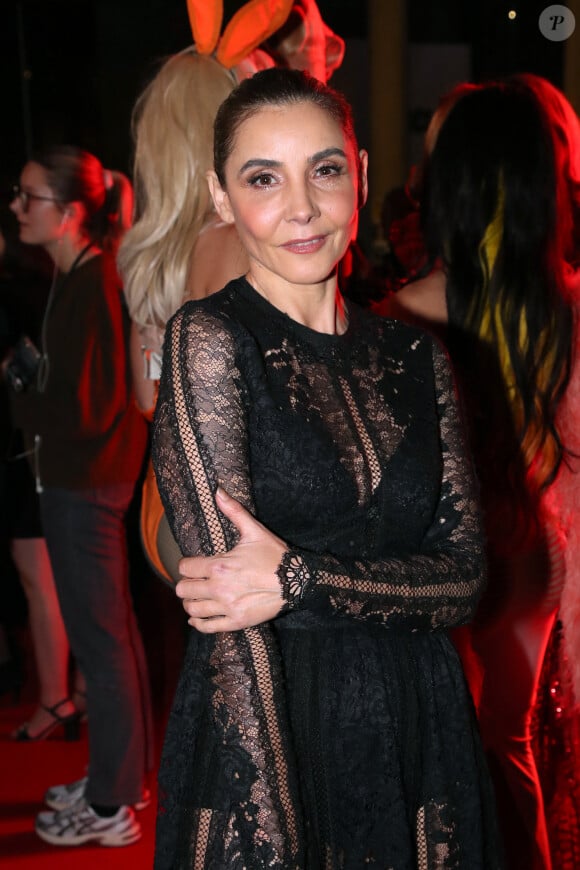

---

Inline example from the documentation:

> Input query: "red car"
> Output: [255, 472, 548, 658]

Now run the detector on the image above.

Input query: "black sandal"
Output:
[12, 698, 81, 742]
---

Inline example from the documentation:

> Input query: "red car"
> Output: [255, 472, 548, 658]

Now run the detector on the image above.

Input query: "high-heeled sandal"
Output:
[12, 698, 81, 742]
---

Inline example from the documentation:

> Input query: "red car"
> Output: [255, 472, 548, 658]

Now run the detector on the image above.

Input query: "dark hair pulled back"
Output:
[32, 145, 128, 252]
[213, 68, 360, 187]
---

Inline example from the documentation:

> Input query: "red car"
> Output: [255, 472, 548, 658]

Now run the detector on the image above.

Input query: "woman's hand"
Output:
[176, 487, 286, 633]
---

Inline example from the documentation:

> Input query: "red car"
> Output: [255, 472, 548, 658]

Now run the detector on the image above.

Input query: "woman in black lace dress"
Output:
[152, 68, 503, 869]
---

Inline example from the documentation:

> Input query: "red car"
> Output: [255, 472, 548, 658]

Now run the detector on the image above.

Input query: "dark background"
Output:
[0, 0, 566, 217]
[0, 0, 570, 644]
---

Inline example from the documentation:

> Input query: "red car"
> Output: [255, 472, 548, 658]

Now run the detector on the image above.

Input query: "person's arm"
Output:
[276, 339, 485, 630]
[129, 320, 160, 420]
[178, 339, 486, 634]
[378, 269, 448, 334]
[152, 303, 303, 865]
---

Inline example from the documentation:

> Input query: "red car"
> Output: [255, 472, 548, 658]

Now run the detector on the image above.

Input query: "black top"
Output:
[13, 253, 147, 489]
[152, 277, 503, 869]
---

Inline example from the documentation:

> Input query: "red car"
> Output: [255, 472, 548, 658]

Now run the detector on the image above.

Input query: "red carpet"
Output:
[0, 561, 185, 869]
[0, 706, 156, 868]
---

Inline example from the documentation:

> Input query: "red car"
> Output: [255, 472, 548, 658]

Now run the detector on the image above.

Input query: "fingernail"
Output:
[216, 486, 228, 501]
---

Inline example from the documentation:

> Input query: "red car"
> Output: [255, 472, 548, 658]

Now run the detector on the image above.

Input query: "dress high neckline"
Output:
[235, 277, 354, 350]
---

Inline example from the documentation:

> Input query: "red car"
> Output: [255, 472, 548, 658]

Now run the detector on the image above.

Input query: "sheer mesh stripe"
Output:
[338, 375, 382, 498]
[171, 317, 227, 552]
[317, 565, 480, 600]
[246, 628, 300, 854]
[417, 806, 428, 870]
[194, 809, 212, 868]
[208, 630, 296, 863]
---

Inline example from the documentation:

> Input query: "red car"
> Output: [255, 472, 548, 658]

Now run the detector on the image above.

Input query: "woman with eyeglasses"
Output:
[0, 221, 71, 738]
[9, 146, 153, 848]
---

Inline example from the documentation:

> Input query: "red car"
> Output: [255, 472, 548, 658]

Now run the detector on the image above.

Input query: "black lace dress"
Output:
[152, 277, 503, 869]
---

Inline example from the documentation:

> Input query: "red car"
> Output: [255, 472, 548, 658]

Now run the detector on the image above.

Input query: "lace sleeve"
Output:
[277, 339, 487, 630]
[152, 303, 302, 867]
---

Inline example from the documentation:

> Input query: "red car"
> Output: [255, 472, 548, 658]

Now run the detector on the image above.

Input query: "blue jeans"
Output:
[40, 484, 153, 807]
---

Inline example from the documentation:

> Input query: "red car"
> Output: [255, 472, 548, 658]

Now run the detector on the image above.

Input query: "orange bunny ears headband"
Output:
[186, 0, 345, 83]
[187, 0, 294, 69]
[265, 0, 345, 82]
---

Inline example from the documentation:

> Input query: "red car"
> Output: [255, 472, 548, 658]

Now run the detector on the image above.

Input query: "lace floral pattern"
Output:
[152, 278, 502, 869]
[276, 341, 485, 630]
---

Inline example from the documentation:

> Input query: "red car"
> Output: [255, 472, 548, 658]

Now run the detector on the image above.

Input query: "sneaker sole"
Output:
[35, 824, 142, 847]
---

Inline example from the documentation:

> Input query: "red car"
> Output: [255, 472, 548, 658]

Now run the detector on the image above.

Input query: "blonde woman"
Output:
[119, 51, 249, 420]
[117, 51, 251, 583]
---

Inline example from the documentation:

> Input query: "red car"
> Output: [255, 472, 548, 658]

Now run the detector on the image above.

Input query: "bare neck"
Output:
[247, 271, 347, 336]
[47, 235, 99, 273]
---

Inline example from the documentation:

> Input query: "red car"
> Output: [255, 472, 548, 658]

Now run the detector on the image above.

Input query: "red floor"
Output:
[0, 561, 184, 869]
[0, 704, 157, 868]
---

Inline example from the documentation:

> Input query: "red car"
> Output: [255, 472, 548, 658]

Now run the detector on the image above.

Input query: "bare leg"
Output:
[11, 537, 75, 735]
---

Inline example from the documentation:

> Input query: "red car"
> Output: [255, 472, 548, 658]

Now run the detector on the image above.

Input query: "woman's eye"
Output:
[315, 163, 343, 178]
[247, 172, 276, 187]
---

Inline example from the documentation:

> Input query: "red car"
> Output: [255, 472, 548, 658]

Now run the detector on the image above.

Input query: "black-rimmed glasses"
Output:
[12, 184, 61, 213]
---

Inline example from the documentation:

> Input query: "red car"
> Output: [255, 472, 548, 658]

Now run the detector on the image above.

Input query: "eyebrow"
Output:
[238, 147, 348, 176]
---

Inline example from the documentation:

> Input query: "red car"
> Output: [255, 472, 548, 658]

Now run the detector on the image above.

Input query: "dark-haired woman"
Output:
[381, 79, 580, 870]
[10, 146, 152, 847]
[0, 226, 75, 742]
[152, 68, 503, 869]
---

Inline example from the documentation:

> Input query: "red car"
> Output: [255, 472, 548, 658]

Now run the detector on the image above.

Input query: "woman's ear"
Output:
[206, 171, 235, 224]
[58, 201, 81, 235]
[358, 149, 369, 209]
[64, 200, 85, 226]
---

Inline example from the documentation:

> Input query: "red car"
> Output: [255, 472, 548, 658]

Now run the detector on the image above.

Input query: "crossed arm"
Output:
[158, 306, 485, 636]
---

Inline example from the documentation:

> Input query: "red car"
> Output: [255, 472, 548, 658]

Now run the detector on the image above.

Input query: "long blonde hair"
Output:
[118, 50, 236, 329]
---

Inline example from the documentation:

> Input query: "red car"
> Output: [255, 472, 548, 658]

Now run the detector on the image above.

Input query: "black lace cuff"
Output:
[277, 550, 311, 611]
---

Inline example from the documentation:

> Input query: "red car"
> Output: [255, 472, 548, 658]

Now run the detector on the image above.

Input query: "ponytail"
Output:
[32, 146, 133, 253]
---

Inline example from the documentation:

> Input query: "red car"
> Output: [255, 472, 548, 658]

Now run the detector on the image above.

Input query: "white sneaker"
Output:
[35, 799, 141, 847]
[44, 776, 151, 811]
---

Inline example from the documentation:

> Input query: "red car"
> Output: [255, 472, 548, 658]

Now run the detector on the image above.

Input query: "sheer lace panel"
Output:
[277, 339, 486, 629]
[338, 375, 382, 497]
[194, 809, 212, 867]
[260, 344, 407, 511]
[153, 306, 303, 867]
[417, 801, 458, 870]
[152, 284, 498, 869]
